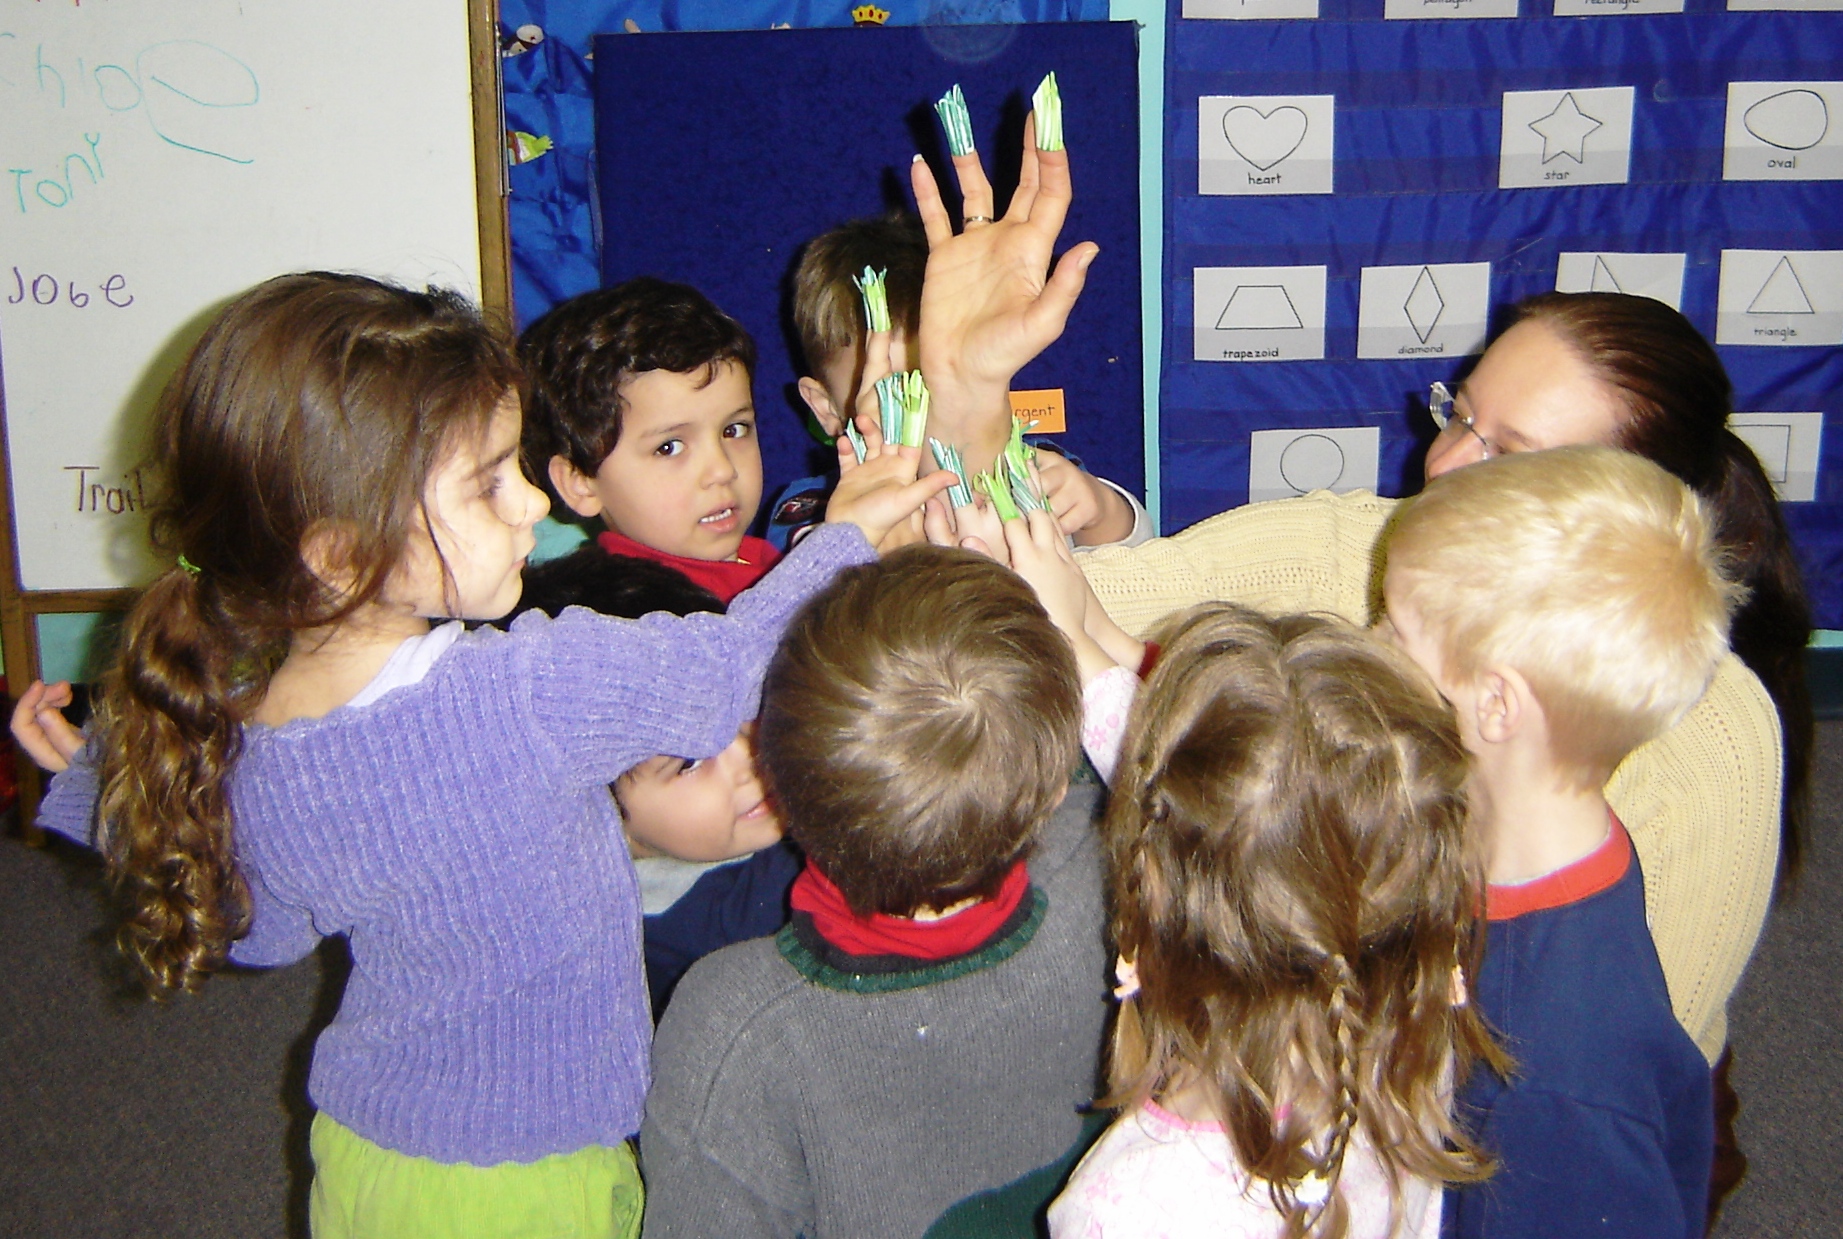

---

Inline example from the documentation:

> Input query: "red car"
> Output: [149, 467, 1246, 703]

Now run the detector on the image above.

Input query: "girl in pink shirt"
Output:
[1049, 605, 1507, 1239]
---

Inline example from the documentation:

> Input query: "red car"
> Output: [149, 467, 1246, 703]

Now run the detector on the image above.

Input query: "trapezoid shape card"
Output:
[1499, 87, 1634, 188]
[1730, 412, 1824, 500]
[1199, 96, 1335, 196]
[1716, 250, 1843, 346]
[1356, 262, 1490, 359]
[1249, 427, 1380, 503]
[1554, 252, 1686, 308]
[1724, 83, 1843, 181]
[1193, 266, 1328, 361]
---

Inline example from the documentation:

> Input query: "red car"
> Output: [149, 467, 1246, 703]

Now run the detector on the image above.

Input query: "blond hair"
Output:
[1386, 445, 1743, 789]
[1105, 605, 1505, 1238]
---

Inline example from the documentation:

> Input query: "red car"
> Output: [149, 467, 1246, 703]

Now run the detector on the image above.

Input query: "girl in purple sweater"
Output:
[10, 273, 946, 1238]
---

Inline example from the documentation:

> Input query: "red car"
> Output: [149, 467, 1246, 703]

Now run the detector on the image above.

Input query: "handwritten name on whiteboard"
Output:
[8, 266, 133, 308]
[1, 31, 262, 216]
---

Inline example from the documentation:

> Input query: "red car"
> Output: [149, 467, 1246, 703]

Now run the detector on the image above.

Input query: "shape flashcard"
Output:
[1553, 0, 1682, 14]
[1194, 266, 1328, 362]
[1730, 412, 1824, 501]
[1386, 0, 1518, 19]
[1199, 96, 1336, 196]
[1729, 0, 1843, 11]
[1724, 83, 1843, 180]
[1185, 0, 1321, 16]
[1716, 250, 1843, 346]
[1554, 252, 1687, 309]
[1248, 427, 1381, 504]
[1356, 262, 1491, 359]
[1499, 88, 1635, 188]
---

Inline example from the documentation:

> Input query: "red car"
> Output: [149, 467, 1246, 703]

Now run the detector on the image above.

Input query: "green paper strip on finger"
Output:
[1032, 72, 1064, 153]
[874, 372, 906, 446]
[974, 469, 1022, 523]
[897, 371, 930, 448]
[935, 84, 976, 158]
[843, 420, 869, 463]
[853, 266, 891, 333]
[929, 437, 975, 509]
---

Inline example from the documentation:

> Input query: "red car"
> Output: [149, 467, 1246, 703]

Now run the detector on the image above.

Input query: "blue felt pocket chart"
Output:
[1162, 0, 1843, 626]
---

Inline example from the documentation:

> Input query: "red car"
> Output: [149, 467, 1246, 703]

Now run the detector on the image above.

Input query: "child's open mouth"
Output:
[699, 507, 737, 530]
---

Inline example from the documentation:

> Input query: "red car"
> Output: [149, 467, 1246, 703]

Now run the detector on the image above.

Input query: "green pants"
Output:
[309, 1112, 643, 1239]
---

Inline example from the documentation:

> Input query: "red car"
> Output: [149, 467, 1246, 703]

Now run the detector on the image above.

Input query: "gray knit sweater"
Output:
[639, 782, 1110, 1239]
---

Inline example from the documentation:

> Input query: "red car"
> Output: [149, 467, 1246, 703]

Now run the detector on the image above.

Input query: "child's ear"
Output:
[300, 520, 363, 599]
[1473, 666, 1528, 745]
[797, 376, 847, 438]
[548, 455, 606, 520]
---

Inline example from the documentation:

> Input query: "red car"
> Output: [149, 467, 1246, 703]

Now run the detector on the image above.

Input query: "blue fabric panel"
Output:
[498, 1, 1109, 328]
[1163, 5, 1843, 625]
[593, 22, 1144, 511]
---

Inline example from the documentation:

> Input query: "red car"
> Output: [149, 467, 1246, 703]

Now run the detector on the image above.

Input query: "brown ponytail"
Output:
[89, 273, 519, 993]
[1513, 292, 1814, 888]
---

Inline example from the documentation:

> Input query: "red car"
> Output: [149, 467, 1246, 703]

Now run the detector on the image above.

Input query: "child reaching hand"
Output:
[13, 271, 946, 1239]
[1047, 604, 1505, 1238]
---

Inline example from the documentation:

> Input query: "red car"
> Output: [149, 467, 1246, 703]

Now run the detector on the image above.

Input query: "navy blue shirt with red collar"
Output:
[1444, 814, 1712, 1239]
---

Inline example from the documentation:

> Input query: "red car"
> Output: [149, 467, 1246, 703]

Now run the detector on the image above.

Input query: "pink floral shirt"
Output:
[1049, 1101, 1441, 1239]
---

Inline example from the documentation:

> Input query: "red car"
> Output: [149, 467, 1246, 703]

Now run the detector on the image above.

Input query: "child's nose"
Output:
[702, 442, 741, 485]
[517, 471, 550, 525]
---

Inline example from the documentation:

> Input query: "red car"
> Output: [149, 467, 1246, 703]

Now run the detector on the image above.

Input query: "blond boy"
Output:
[1382, 445, 1740, 1239]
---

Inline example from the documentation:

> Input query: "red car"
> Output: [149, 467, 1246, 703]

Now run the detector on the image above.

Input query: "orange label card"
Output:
[1010, 388, 1067, 435]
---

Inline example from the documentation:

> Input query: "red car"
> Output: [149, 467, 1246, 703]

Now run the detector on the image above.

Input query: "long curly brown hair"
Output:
[1102, 605, 1508, 1238]
[90, 272, 519, 994]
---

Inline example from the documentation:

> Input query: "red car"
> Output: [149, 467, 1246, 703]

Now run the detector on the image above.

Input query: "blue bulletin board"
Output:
[1160, 1, 1843, 625]
[590, 21, 1145, 502]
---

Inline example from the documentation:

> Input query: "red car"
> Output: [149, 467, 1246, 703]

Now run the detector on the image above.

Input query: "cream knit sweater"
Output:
[1079, 489, 1780, 1064]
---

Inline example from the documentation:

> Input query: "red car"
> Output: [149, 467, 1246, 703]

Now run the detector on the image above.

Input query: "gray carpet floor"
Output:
[2, 723, 1838, 1238]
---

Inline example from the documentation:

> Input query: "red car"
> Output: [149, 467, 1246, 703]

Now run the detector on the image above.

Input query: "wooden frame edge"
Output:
[470, 0, 513, 323]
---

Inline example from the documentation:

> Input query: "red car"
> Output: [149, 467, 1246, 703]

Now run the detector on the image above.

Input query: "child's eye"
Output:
[654, 439, 684, 458]
[677, 758, 703, 776]
[723, 419, 754, 441]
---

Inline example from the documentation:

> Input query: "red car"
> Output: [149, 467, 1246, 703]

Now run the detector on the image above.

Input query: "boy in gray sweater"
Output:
[640, 545, 1110, 1239]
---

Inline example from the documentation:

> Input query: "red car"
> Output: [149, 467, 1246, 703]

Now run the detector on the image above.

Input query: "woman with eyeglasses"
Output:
[1077, 289, 1805, 1225]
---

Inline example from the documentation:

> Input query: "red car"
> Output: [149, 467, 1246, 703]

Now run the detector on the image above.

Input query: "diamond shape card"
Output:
[1194, 266, 1328, 362]
[1199, 96, 1335, 196]
[1356, 262, 1490, 359]
[1386, 0, 1518, 19]
[1185, 0, 1321, 16]
[1716, 250, 1843, 346]
[1555, 252, 1687, 309]
[1500, 88, 1634, 189]
[1724, 83, 1843, 181]
[1730, 412, 1824, 501]
[1249, 427, 1381, 504]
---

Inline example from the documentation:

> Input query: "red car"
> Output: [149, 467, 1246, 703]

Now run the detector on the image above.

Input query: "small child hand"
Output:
[923, 493, 1009, 566]
[828, 433, 957, 552]
[11, 679, 83, 773]
[997, 510, 1120, 684]
[1034, 452, 1135, 545]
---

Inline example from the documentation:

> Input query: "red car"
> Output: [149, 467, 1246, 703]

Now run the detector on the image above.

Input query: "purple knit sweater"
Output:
[36, 523, 874, 1166]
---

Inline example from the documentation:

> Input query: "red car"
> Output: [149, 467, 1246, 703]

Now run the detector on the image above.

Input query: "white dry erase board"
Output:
[0, 0, 506, 828]
[0, 0, 506, 602]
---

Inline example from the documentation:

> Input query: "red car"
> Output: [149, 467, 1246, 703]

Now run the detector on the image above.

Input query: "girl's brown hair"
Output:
[1103, 605, 1507, 1238]
[90, 272, 520, 993]
[1511, 291, 1812, 887]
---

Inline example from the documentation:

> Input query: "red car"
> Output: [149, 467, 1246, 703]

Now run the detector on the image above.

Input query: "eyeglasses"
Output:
[1427, 382, 1495, 460]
